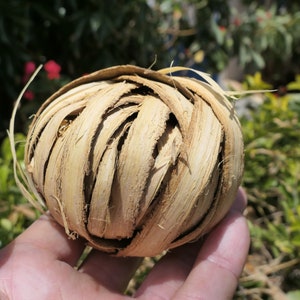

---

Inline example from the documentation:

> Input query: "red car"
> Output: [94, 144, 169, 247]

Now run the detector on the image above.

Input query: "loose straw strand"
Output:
[7, 64, 46, 212]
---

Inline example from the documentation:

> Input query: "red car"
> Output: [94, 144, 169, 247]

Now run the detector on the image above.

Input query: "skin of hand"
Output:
[0, 188, 249, 300]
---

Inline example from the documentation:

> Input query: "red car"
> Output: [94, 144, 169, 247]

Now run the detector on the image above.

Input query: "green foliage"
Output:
[230, 4, 300, 85]
[241, 73, 300, 260]
[1, 0, 299, 141]
[0, 0, 166, 140]
[0, 0, 164, 80]
[0, 134, 39, 248]
[156, 0, 300, 86]
[157, 0, 231, 72]
[237, 73, 300, 297]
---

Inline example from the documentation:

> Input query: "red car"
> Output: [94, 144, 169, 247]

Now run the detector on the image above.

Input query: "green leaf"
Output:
[291, 235, 300, 246]
[0, 218, 12, 231]
[287, 75, 300, 91]
[0, 164, 9, 193]
[252, 51, 265, 69]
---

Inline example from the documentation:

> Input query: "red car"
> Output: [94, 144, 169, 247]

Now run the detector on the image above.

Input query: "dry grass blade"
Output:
[8, 64, 46, 213]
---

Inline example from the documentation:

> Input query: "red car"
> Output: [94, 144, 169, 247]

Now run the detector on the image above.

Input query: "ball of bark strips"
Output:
[24, 65, 244, 257]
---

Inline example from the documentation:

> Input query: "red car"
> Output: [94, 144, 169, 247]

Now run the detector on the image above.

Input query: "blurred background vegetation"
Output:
[0, 0, 300, 298]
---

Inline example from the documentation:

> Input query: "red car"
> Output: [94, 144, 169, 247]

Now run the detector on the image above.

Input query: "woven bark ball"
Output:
[25, 65, 244, 257]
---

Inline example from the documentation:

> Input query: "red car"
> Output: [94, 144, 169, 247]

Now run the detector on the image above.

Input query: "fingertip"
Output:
[232, 187, 248, 213]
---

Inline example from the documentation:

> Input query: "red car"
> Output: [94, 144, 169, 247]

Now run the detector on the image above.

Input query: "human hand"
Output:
[0, 188, 249, 300]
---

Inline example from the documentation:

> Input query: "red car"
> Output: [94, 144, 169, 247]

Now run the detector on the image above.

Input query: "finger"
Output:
[134, 239, 202, 299]
[13, 213, 86, 266]
[232, 187, 247, 212]
[78, 249, 142, 293]
[173, 209, 250, 299]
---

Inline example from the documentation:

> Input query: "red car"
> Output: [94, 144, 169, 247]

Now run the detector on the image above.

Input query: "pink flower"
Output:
[25, 61, 36, 75]
[44, 60, 61, 79]
[22, 61, 36, 83]
[23, 90, 35, 101]
[219, 26, 226, 32]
